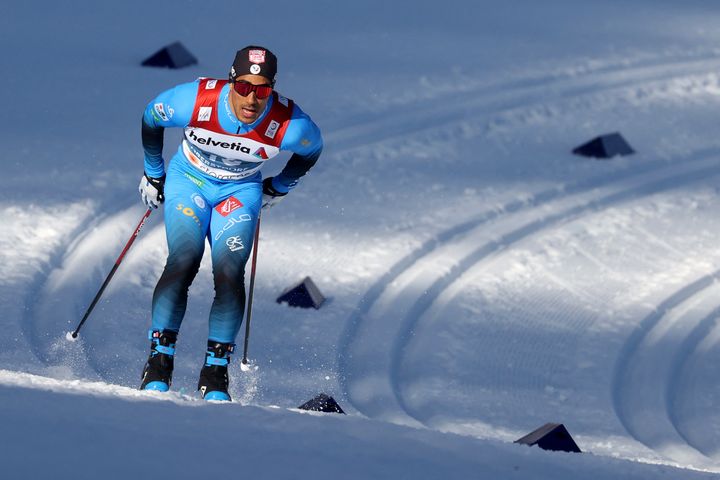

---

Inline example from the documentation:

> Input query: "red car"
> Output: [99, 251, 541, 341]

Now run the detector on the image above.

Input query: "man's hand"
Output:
[262, 177, 288, 210]
[139, 174, 166, 209]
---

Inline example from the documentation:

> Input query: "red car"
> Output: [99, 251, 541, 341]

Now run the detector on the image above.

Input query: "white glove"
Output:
[262, 177, 288, 210]
[139, 174, 165, 209]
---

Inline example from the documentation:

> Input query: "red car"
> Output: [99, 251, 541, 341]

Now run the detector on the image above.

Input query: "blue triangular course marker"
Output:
[276, 276, 325, 309]
[572, 132, 634, 159]
[298, 393, 345, 414]
[514, 423, 582, 453]
[141, 41, 198, 69]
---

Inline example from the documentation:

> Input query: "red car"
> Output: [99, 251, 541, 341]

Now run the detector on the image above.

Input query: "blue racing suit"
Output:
[141, 78, 323, 343]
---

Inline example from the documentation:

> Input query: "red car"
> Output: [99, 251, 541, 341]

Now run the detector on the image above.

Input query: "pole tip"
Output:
[240, 360, 258, 372]
[66, 331, 78, 342]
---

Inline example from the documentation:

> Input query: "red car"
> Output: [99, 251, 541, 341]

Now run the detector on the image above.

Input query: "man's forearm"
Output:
[275, 151, 321, 189]
[142, 116, 165, 177]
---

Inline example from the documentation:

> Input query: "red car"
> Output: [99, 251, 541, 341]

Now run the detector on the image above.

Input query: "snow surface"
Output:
[3, 0, 720, 478]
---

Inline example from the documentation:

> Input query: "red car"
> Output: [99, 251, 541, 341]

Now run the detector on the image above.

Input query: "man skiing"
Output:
[138, 46, 323, 401]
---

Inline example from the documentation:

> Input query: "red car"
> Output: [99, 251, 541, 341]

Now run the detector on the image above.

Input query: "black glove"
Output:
[262, 177, 288, 210]
[139, 174, 166, 209]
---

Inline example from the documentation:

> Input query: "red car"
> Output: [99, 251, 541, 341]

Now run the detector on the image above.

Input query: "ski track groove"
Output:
[334, 50, 720, 137]
[19, 209, 106, 370]
[335, 52, 720, 446]
[23, 205, 152, 382]
[339, 148, 720, 425]
[328, 54, 720, 153]
[612, 272, 720, 469]
[390, 161, 720, 425]
[336, 152, 701, 408]
[667, 301, 720, 459]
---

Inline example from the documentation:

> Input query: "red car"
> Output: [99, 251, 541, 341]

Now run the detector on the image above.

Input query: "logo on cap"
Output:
[250, 64, 261, 75]
[249, 49, 266, 63]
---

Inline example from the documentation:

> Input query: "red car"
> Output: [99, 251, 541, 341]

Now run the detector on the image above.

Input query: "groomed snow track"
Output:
[336, 52, 720, 470]
[12, 50, 720, 471]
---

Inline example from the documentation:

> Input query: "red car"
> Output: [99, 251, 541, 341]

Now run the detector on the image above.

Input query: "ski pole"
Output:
[68, 208, 153, 340]
[242, 214, 262, 364]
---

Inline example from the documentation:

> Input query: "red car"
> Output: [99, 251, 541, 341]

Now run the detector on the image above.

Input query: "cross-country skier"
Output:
[138, 46, 323, 401]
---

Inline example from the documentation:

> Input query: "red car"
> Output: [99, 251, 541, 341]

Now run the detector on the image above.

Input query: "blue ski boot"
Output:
[197, 341, 234, 401]
[140, 329, 177, 392]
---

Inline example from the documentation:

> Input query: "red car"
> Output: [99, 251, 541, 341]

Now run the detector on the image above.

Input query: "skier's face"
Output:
[230, 74, 273, 124]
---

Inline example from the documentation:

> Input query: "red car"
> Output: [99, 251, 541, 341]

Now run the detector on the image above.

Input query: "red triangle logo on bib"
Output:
[253, 147, 269, 160]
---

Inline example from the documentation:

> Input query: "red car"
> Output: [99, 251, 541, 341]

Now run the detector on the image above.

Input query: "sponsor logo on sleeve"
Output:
[300, 138, 311, 147]
[215, 196, 244, 217]
[248, 49, 266, 63]
[278, 95, 289, 107]
[154, 103, 169, 121]
[264, 120, 280, 139]
[198, 107, 212, 122]
[206, 80, 218, 89]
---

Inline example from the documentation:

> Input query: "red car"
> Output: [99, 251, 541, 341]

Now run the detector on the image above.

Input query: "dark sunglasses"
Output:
[232, 81, 273, 99]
